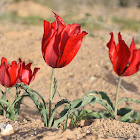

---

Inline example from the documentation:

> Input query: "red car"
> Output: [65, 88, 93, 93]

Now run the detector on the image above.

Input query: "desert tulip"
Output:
[0, 57, 21, 87]
[18, 59, 40, 85]
[107, 32, 140, 76]
[42, 12, 88, 68]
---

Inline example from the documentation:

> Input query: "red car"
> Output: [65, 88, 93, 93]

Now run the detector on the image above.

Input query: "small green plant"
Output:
[69, 108, 110, 128]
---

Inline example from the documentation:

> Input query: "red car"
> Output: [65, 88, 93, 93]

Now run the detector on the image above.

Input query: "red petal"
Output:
[57, 31, 88, 67]
[53, 12, 65, 34]
[118, 32, 122, 41]
[44, 20, 51, 36]
[43, 31, 60, 68]
[65, 23, 81, 36]
[42, 20, 56, 55]
[42, 28, 56, 55]
[128, 37, 136, 63]
[107, 32, 115, 49]
[18, 62, 39, 85]
[113, 40, 130, 76]
[51, 20, 57, 29]
[53, 12, 65, 25]
[24, 63, 32, 83]
[106, 33, 117, 64]
[8, 61, 20, 86]
[1, 57, 7, 65]
[20, 69, 30, 85]
[29, 68, 40, 84]
[60, 23, 81, 55]
[25, 63, 32, 70]
[3, 72, 11, 87]
[19, 58, 22, 63]
[122, 49, 140, 76]
[0, 62, 10, 87]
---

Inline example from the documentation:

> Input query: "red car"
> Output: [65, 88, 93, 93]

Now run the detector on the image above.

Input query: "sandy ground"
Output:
[1, 115, 140, 140]
[0, 1, 140, 139]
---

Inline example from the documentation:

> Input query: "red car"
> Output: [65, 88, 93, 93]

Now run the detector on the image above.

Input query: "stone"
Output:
[0, 123, 14, 135]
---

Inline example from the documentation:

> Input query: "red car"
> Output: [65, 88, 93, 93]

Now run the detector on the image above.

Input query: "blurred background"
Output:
[0, 0, 140, 118]
[0, 0, 140, 34]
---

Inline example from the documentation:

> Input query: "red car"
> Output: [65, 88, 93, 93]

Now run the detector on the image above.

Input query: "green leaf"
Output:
[131, 110, 139, 120]
[95, 97, 115, 118]
[70, 114, 77, 127]
[16, 83, 48, 126]
[120, 110, 139, 122]
[87, 111, 109, 119]
[0, 89, 4, 95]
[118, 98, 140, 105]
[70, 109, 110, 128]
[0, 92, 6, 115]
[57, 94, 115, 129]
[120, 111, 132, 122]
[16, 83, 47, 109]
[32, 90, 47, 110]
[118, 98, 140, 122]
[73, 95, 96, 108]
[71, 99, 83, 108]
[11, 93, 29, 120]
[117, 108, 132, 116]
[82, 91, 114, 110]
[0, 93, 5, 110]
[0, 99, 15, 120]
[96, 91, 114, 110]
[49, 99, 70, 128]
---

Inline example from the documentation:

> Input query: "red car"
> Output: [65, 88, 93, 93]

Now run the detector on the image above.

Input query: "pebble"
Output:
[90, 76, 96, 81]
[0, 123, 14, 135]
[86, 129, 90, 134]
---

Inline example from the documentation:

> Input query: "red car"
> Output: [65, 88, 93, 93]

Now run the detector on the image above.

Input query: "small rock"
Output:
[23, 119, 27, 123]
[90, 76, 96, 81]
[86, 129, 90, 134]
[0, 123, 14, 135]
[34, 131, 37, 135]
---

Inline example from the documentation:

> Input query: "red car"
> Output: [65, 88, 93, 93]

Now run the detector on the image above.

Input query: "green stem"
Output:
[49, 68, 55, 120]
[3, 87, 7, 117]
[114, 76, 121, 119]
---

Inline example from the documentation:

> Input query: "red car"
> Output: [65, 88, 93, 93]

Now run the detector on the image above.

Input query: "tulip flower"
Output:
[18, 59, 40, 85]
[42, 12, 88, 119]
[42, 12, 88, 68]
[0, 57, 21, 88]
[107, 32, 140, 119]
[107, 32, 140, 76]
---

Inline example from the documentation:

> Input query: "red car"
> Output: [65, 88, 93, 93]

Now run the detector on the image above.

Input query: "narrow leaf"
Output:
[49, 99, 70, 127]
[118, 98, 140, 105]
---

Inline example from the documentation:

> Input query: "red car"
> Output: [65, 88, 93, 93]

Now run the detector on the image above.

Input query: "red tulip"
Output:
[0, 57, 22, 87]
[18, 59, 40, 85]
[107, 32, 140, 76]
[42, 12, 88, 68]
